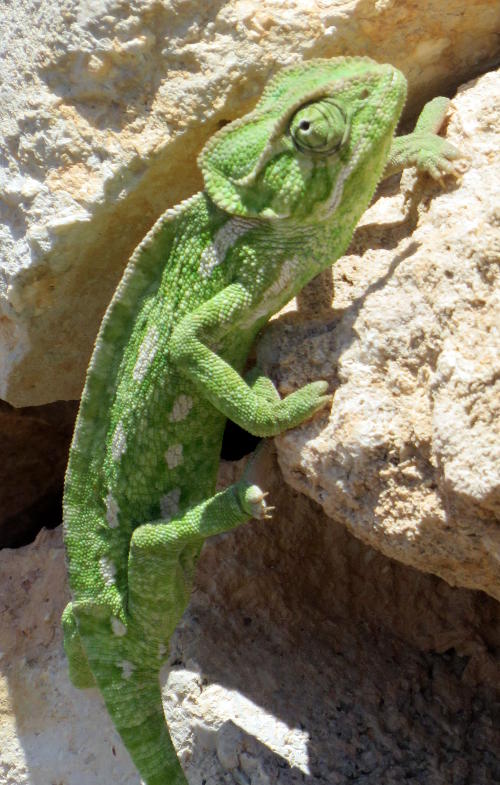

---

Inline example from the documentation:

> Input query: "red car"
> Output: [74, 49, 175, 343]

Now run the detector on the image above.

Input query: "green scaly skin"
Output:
[62, 57, 461, 784]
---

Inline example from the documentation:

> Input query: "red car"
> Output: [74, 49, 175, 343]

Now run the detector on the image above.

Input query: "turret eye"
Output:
[289, 99, 349, 156]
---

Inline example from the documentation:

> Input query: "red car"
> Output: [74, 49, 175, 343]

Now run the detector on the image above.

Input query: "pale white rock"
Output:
[265, 69, 500, 600]
[3, 520, 498, 785]
[0, 529, 140, 785]
[1, 0, 499, 405]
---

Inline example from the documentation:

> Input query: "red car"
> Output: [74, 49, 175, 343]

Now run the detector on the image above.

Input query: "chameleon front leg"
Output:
[244, 364, 282, 405]
[170, 282, 331, 437]
[127, 474, 271, 637]
[384, 96, 462, 179]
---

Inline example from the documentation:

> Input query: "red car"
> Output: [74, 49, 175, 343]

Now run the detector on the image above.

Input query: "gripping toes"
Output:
[237, 441, 276, 519]
[245, 366, 281, 404]
[415, 135, 463, 180]
[278, 379, 331, 429]
[240, 483, 275, 519]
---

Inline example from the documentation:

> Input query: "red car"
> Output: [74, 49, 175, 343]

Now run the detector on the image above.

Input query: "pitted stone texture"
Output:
[262, 69, 500, 599]
[2, 0, 500, 405]
[1, 498, 499, 785]
[165, 460, 500, 783]
[0, 529, 140, 785]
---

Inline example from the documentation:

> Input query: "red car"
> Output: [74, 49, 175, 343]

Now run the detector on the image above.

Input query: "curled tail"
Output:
[63, 601, 188, 785]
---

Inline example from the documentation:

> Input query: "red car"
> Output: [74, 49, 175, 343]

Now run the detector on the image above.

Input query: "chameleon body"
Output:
[62, 57, 460, 785]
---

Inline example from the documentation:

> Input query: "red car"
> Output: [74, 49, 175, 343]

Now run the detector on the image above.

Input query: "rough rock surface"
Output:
[260, 68, 500, 600]
[0, 529, 139, 785]
[1, 493, 499, 785]
[2, 3, 499, 784]
[1, 0, 499, 405]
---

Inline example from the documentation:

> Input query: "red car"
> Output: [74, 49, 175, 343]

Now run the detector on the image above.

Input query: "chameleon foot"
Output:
[237, 440, 277, 519]
[240, 484, 275, 519]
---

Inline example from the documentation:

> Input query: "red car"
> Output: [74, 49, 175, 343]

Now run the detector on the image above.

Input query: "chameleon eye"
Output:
[289, 100, 348, 156]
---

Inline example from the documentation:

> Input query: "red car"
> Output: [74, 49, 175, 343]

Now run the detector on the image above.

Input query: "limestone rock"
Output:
[1, 0, 499, 405]
[168, 465, 500, 783]
[2, 4, 500, 784]
[1, 495, 499, 784]
[262, 69, 500, 599]
[0, 529, 139, 785]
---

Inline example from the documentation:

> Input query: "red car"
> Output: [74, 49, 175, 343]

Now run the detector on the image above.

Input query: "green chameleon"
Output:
[62, 57, 460, 784]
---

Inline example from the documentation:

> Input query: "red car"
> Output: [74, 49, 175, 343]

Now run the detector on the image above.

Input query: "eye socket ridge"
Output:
[289, 98, 349, 157]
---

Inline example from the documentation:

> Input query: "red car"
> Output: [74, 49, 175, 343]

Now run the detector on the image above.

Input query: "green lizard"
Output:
[62, 57, 460, 785]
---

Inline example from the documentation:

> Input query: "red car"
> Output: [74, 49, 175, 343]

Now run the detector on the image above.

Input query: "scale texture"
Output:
[62, 57, 461, 784]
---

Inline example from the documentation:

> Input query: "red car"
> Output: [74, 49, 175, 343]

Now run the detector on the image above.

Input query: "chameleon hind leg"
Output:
[123, 467, 272, 781]
[127, 463, 271, 639]
[67, 594, 189, 785]
[65, 465, 272, 785]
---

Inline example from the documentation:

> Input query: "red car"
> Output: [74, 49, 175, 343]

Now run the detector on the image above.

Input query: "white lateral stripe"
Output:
[199, 217, 256, 278]
[160, 487, 181, 520]
[105, 491, 120, 528]
[323, 138, 363, 218]
[111, 420, 127, 462]
[111, 617, 127, 637]
[133, 326, 159, 382]
[244, 255, 301, 326]
[169, 394, 193, 422]
[99, 556, 116, 587]
[158, 643, 167, 659]
[120, 660, 135, 679]
[165, 444, 183, 469]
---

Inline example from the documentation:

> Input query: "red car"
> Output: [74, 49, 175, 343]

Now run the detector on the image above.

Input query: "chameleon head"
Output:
[199, 57, 407, 221]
